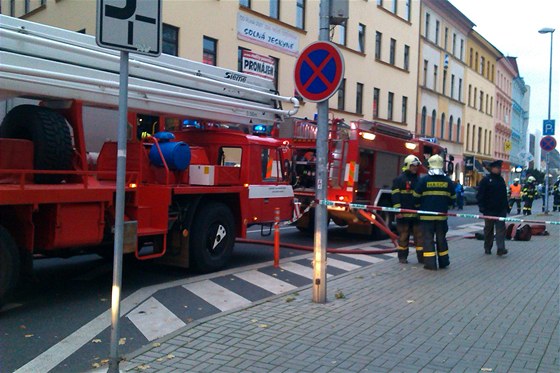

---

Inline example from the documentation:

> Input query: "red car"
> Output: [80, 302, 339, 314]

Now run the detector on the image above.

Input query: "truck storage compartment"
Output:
[0, 138, 34, 184]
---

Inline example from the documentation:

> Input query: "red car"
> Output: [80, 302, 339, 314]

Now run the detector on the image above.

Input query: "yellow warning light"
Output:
[244, 183, 249, 188]
[129, 183, 138, 188]
[360, 132, 376, 141]
[253, 216, 258, 221]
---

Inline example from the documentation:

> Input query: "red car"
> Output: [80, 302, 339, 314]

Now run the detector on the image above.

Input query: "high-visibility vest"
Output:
[510, 184, 521, 198]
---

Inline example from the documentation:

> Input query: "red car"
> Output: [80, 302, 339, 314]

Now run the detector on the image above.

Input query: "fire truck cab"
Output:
[278, 117, 447, 237]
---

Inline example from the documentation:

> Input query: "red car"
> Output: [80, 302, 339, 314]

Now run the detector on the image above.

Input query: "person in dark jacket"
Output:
[522, 176, 538, 215]
[477, 160, 509, 256]
[414, 154, 456, 270]
[553, 176, 560, 212]
[391, 155, 423, 264]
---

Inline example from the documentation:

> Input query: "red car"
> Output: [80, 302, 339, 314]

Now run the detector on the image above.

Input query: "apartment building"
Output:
[2, 0, 420, 134]
[416, 0, 473, 183]
[494, 56, 515, 181]
[463, 30, 501, 186]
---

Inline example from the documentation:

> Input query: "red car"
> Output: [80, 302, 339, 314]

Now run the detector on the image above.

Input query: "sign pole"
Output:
[544, 152, 550, 213]
[312, 0, 330, 304]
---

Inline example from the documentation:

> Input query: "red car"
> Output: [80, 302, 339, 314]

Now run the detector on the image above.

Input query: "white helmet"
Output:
[527, 176, 536, 183]
[403, 155, 421, 170]
[513, 178, 520, 183]
[427, 154, 444, 175]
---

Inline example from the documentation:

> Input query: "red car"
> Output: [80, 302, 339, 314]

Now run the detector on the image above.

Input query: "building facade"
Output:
[494, 57, 515, 182]
[510, 58, 530, 178]
[2, 0, 422, 135]
[416, 0, 473, 183]
[463, 30, 501, 186]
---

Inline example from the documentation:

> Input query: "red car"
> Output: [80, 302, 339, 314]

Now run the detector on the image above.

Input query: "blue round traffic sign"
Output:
[294, 41, 344, 103]
[540, 135, 557, 152]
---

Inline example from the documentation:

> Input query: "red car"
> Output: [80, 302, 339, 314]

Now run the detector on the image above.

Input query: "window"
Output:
[435, 21, 440, 45]
[377, 0, 383, 5]
[238, 47, 250, 71]
[358, 24, 366, 53]
[401, 96, 408, 124]
[270, 0, 280, 19]
[475, 52, 478, 71]
[296, 0, 305, 29]
[404, 45, 410, 70]
[203, 36, 217, 66]
[337, 78, 346, 111]
[239, 0, 250, 7]
[339, 23, 347, 46]
[375, 31, 382, 59]
[440, 113, 445, 138]
[162, 24, 179, 56]
[373, 88, 380, 118]
[450, 74, 455, 99]
[448, 116, 453, 140]
[442, 70, 447, 95]
[389, 38, 396, 65]
[479, 91, 484, 111]
[466, 123, 470, 150]
[452, 33, 457, 56]
[433, 64, 438, 91]
[444, 27, 449, 50]
[490, 97, 493, 115]
[423, 60, 428, 86]
[483, 129, 487, 154]
[425, 13, 430, 39]
[468, 84, 472, 106]
[458, 78, 463, 101]
[392, 0, 397, 13]
[477, 127, 482, 153]
[356, 83, 364, 114]
[474, 88, 477, 107]
[219, 147, 242, 167]
[469, 48, 473, 67]
[387, 92, 394, 121]
[405, 0, 411, 21]
[421, 107, 427, 135]
[431, 110, 437, 136]
[486, 94, 489, 114]
[456, 119, 461, 142]
[460, 39, 464, 60]
[271, 56, 279, 90]
[480, 56, 485, 75]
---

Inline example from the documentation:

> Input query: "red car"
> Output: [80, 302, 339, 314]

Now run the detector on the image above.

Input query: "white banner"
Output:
[237, 12, 299, 56]
[242, 50, 275, 81]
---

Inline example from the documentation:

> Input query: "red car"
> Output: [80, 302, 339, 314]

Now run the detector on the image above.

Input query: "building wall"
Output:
[510, 76, 528, 169]
[3, 0, 421, 134]
[494, 57, 515, 181]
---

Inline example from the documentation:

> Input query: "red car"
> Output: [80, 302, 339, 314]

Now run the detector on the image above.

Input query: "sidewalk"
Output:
[121, 220, 559, 373]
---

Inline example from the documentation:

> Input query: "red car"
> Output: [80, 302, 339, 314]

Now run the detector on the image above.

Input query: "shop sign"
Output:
[237, 12, 299, 56]
[242, 50, 275, 81]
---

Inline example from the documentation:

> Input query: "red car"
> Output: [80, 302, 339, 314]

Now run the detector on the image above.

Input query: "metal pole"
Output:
[312, 0, 330, 304]
[109, 50, 129, 373]
[544, 31, 553, 214]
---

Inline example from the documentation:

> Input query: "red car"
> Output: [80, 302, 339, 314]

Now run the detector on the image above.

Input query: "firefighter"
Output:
[522, 176, 538, 215]
[553, 176, 560, 212]
[414, 154, 456, 271]
[477, 160, 509, 256]
[508, 178, 522, 214]
[391, 155, 423, 264]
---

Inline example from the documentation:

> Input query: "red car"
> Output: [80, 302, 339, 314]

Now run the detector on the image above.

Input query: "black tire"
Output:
[0, 105, 73, 184]
[190, 202, 235, 273]
[0, 226, 21, 307]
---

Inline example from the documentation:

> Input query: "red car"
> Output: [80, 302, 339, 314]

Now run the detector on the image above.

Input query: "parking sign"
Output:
[96, 0, 162, 56]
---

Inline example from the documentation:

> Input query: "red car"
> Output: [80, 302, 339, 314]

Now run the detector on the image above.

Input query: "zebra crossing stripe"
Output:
[339, 253, 384, 264]
[235, 270, 297, 294]
[183, 280, 251, 312]
[127, 297, 186, 341]
[324, 258, 362, 271]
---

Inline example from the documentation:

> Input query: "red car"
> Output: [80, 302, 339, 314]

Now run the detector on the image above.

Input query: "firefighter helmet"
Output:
[403, 155, 421, 170]
[427, 154, 444, 175]
[527, 176, 536, 183]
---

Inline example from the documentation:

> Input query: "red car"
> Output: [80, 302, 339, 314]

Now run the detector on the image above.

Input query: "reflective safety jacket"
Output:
[391, 170, 419, 218]
[509, 183, 521, 199]
[521, 184, 538, 201]
[413, 174, 456, 220]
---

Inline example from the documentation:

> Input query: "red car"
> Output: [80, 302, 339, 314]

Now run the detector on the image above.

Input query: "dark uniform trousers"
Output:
[421, 219, 449, 269]
[396, 218, 423, 263]
[508, 198, 521, 214]
[484, 219, 506, 252]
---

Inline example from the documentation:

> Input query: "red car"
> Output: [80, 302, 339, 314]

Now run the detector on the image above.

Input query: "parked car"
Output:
[463, 186, 478, 205]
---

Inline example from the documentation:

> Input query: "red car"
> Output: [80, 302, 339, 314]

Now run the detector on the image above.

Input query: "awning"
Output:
[474, 160, 489, 175]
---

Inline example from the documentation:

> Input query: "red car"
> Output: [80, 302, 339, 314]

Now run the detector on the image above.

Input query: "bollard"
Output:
[274, 207, 280, 268]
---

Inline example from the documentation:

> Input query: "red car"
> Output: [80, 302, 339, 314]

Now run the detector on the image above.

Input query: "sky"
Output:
[449, 0, 559, 139]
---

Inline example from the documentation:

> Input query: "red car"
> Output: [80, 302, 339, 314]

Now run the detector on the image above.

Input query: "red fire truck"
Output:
[277, 117, 448, 236]
[0, 16, 299, 304]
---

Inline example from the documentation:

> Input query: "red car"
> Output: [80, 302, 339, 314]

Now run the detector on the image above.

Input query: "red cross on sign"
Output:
[540, 135, 557, 152]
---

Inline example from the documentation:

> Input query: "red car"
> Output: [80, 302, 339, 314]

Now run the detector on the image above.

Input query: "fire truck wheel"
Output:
[190, 202, 235, 273]
[0, 105, 73, 184]
[0, 226, 20, 307]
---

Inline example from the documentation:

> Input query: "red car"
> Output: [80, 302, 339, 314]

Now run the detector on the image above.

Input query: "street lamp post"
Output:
[539, 27, 555, 214]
